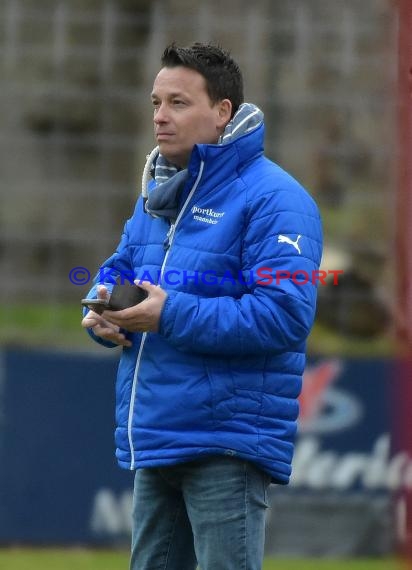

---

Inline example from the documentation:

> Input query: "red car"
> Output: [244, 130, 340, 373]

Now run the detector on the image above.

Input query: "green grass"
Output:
[0, 302, 395, 357]
[306, 321, 395, 357]
[0, 549, 402, 570]
[0, 303, 96, 349]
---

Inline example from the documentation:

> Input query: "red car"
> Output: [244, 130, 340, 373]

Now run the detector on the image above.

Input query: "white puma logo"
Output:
[277, 234, 302, 254]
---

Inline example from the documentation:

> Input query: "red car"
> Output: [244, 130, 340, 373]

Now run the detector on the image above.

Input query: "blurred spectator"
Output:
[316, 246, 391, 338]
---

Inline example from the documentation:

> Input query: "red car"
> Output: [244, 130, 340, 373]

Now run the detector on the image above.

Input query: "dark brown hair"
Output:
[161, 42, 244, 117]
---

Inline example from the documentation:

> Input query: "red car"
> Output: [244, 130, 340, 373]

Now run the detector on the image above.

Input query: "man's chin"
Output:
[158, 147, 186, 169]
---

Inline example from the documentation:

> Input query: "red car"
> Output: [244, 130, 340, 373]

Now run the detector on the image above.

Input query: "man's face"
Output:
[151, 66, 231, 168]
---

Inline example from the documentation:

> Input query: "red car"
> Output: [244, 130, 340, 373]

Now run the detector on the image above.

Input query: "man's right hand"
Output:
[81, 285, 132, 347]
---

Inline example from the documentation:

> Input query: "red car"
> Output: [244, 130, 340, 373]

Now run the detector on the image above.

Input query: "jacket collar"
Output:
[188, 121, 264, 183]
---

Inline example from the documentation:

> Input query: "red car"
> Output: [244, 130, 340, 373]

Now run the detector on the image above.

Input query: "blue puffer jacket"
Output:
[86, 121, 322, 484]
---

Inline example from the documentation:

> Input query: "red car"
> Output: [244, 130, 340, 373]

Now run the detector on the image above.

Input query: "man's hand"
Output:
[81, 285, 132, 347]
[102, 281, 167, 333]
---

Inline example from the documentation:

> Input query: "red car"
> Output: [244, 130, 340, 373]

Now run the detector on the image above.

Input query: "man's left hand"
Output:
[103, 281, 167, 333]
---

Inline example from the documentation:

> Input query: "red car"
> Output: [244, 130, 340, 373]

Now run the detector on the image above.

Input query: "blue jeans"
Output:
[130, 455, 271, 570]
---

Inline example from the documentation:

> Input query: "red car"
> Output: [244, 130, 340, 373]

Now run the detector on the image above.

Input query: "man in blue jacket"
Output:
[82, 42, 322, 570]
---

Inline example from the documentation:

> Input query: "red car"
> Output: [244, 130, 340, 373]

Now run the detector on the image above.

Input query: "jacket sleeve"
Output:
[83, 218, 134, 348]
[159, 186, 323, 355]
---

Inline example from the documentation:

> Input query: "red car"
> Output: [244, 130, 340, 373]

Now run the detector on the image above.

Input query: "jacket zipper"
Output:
[127, 161, 205, 469]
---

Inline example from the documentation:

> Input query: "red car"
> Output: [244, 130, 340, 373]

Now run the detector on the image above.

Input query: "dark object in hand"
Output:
[108, 282, 148, 310]
[82, 282, 148, 315]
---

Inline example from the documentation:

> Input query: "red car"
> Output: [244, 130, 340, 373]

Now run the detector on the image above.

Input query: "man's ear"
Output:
[216, 99, 232, 128]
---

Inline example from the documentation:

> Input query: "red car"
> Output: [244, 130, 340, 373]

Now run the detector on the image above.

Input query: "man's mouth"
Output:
[156, 132, 175, 139]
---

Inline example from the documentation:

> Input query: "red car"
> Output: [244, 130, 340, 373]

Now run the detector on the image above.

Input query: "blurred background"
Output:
[0, 0, 407, 568]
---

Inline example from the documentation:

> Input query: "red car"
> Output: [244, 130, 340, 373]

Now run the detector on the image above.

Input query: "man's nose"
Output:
[154, 103, 169, 124]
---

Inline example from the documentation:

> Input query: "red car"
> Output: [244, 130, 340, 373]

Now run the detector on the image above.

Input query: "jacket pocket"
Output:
[204, 357, 238, 423]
